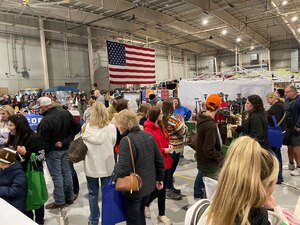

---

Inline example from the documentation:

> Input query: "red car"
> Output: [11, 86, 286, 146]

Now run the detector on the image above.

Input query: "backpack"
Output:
[185, 199, 210, 225]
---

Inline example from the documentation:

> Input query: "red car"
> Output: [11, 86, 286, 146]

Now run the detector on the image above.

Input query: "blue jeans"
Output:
[69, 161, 79, 195]
[124, 195, 149, 225]
[166, 152, 181, 190]
[86, 176, 111, 225]
[271, 147, 284, 183]
[46, 150, 73, 205]
[194, 169, 205, 198]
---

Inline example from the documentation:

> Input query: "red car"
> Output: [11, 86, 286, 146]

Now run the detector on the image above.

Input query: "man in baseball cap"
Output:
[34, 97, 52, 114]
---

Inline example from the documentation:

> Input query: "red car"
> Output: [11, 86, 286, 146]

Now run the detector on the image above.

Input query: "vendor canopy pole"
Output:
[168, 47, 173, 80]
[235, 46, 238, 72]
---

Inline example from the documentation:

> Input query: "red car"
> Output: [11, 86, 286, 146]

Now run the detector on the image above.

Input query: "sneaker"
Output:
[144, 207, 151, 219]
[291, 168, 300, 176]
[166, 190, 182, 200]
[157, 215, 173, 225]
[172, 187, 181, 195]
[289, 163, 295, 170]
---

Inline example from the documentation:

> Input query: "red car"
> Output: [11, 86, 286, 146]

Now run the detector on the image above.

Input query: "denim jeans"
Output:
[124, 195, 149, 225]
[86, 176, 111, 225]
[194, 169, 205, 198]
[271, 147, 284, 183]
[46, 150, 73, 205]
[166, 152, 181, 190]
[69, 161, 79, 195]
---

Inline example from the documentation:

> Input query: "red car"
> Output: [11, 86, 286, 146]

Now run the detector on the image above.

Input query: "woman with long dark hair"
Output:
[144, 106, 173, 224]
[6, 114, 46, 225]
[232, 95, 269, 149]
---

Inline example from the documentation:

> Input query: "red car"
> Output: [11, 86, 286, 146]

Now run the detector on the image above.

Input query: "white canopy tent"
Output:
[178, 79, 273, 112]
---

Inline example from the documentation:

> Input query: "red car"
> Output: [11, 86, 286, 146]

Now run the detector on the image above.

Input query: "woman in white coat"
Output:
[82, 102, 117, 225]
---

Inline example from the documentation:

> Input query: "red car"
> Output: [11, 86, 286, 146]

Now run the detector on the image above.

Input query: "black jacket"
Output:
[196, 113, 224, 171]
[236, 208, 270, 225]
[236, 112, 270, 149]
[114, 126, 165, 198]
[19, 130, 45, 171]
[37, 107, 81, 152]
[267, 102, 286, 130]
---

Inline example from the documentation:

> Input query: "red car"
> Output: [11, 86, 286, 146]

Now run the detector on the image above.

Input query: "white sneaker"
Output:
[157, 215, 173, 225]
[291, 168, 300, 176]
[144, 207, 151, 219]
[289, 163, 296, 170]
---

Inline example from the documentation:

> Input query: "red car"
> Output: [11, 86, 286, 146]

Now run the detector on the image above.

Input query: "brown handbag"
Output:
[115, 137, 142, 193]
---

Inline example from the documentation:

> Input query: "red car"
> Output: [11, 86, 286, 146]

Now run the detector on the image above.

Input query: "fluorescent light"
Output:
[221, 29, 227, 35]
[202, 19, 208, 25]
[236, 37, 241, 42]
[291, 16, 298, 22]
[282, 0, 288, 6]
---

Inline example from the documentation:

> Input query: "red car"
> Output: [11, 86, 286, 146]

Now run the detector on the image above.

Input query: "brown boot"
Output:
[45, 202, 66, 209]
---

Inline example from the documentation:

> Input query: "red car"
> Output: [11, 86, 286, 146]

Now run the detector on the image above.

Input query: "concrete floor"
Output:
[44, 145, 300, 225]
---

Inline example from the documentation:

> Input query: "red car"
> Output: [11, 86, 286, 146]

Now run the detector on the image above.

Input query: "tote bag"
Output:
[102, 180, 126, 225]
[26, 153, 48, 211]
[268, 115, 284, 148]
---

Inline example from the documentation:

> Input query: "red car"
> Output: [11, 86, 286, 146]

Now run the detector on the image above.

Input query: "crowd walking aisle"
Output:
[43, 146, 300, 225]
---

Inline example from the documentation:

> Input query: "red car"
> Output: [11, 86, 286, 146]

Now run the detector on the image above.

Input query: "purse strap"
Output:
[126, 136, 136, 174]
[272, 115, 279, 127]
[278, 112, 286, 127]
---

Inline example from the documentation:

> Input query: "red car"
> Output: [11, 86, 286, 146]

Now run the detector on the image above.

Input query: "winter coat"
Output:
[37, 107, 81, 152]
[267, 102, 286, 130]
[236, 112, 270, 149]
[83, 123, 117, 178]
[144, 119, 172, 170]
[114, 126, 165, 198]
[196, 113, 224, 172]
[0, 161, 26, 213]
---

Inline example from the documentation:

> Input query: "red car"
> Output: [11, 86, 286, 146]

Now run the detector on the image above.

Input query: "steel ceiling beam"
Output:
[183, 0, 270, 48]
[76, 0, 234, 51]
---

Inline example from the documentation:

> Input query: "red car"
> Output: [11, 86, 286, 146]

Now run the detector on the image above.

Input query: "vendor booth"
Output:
[178, 79, 273, 112]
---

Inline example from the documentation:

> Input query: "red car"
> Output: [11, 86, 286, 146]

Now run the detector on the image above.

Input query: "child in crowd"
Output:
[0, 147, 27, 213]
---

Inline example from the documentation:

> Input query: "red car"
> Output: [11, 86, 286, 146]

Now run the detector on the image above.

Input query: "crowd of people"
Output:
[0, 84, 299, 225]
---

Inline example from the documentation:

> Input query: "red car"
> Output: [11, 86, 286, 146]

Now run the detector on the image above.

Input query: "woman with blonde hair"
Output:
[114, 109, 164, 225]
[0, 105, 15, 147]
[82, 102, 117, 225]
[138, 103, 151, 126]
[266, 92, 286, 184]
[185, 136, 288, 225]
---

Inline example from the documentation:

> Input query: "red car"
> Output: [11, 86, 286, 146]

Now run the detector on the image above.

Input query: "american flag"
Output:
[106, 41, 156, 84]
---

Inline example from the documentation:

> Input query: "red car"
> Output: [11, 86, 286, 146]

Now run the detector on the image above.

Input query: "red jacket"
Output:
[144, 119, 173, 170]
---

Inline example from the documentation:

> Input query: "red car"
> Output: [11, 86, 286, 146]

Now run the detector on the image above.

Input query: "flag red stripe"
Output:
[109, 68, 155, 73]
[110, 74, 155, 79]
[125, 44, 155, 52]
[125, 50, 154, 57]
[110, 80, 155, 84]
[126, 63, 155, 68]
[125, 56, 155, 63]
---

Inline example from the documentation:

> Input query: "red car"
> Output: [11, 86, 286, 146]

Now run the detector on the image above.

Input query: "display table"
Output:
[0, 198, 38, 225]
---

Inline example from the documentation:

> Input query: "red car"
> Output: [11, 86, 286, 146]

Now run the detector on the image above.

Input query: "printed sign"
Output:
[25, 114, 43, 131]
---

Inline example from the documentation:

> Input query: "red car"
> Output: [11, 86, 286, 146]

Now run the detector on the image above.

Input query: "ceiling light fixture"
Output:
[291, 16, 298, 22]
[202, 19, 208, 25]
[236, 37, 241, 42]
[282, 0, 288, 6]
[221, 29, 227, 35]
[250, 46, 254, 50]
[297, 28, 300, 33]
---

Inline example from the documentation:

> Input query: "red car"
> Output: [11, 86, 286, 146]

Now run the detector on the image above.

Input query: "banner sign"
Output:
[25, 114, 43, 131]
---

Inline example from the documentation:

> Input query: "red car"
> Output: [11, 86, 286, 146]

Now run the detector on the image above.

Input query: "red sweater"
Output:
[144, 119, 173, 170]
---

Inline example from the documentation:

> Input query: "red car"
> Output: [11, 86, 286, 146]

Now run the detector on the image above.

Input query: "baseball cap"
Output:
[33, 97, 52, 109]
[113, 93, 122, 99]
[0, 148, 16, 164]
[206, 94, 222, 111]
